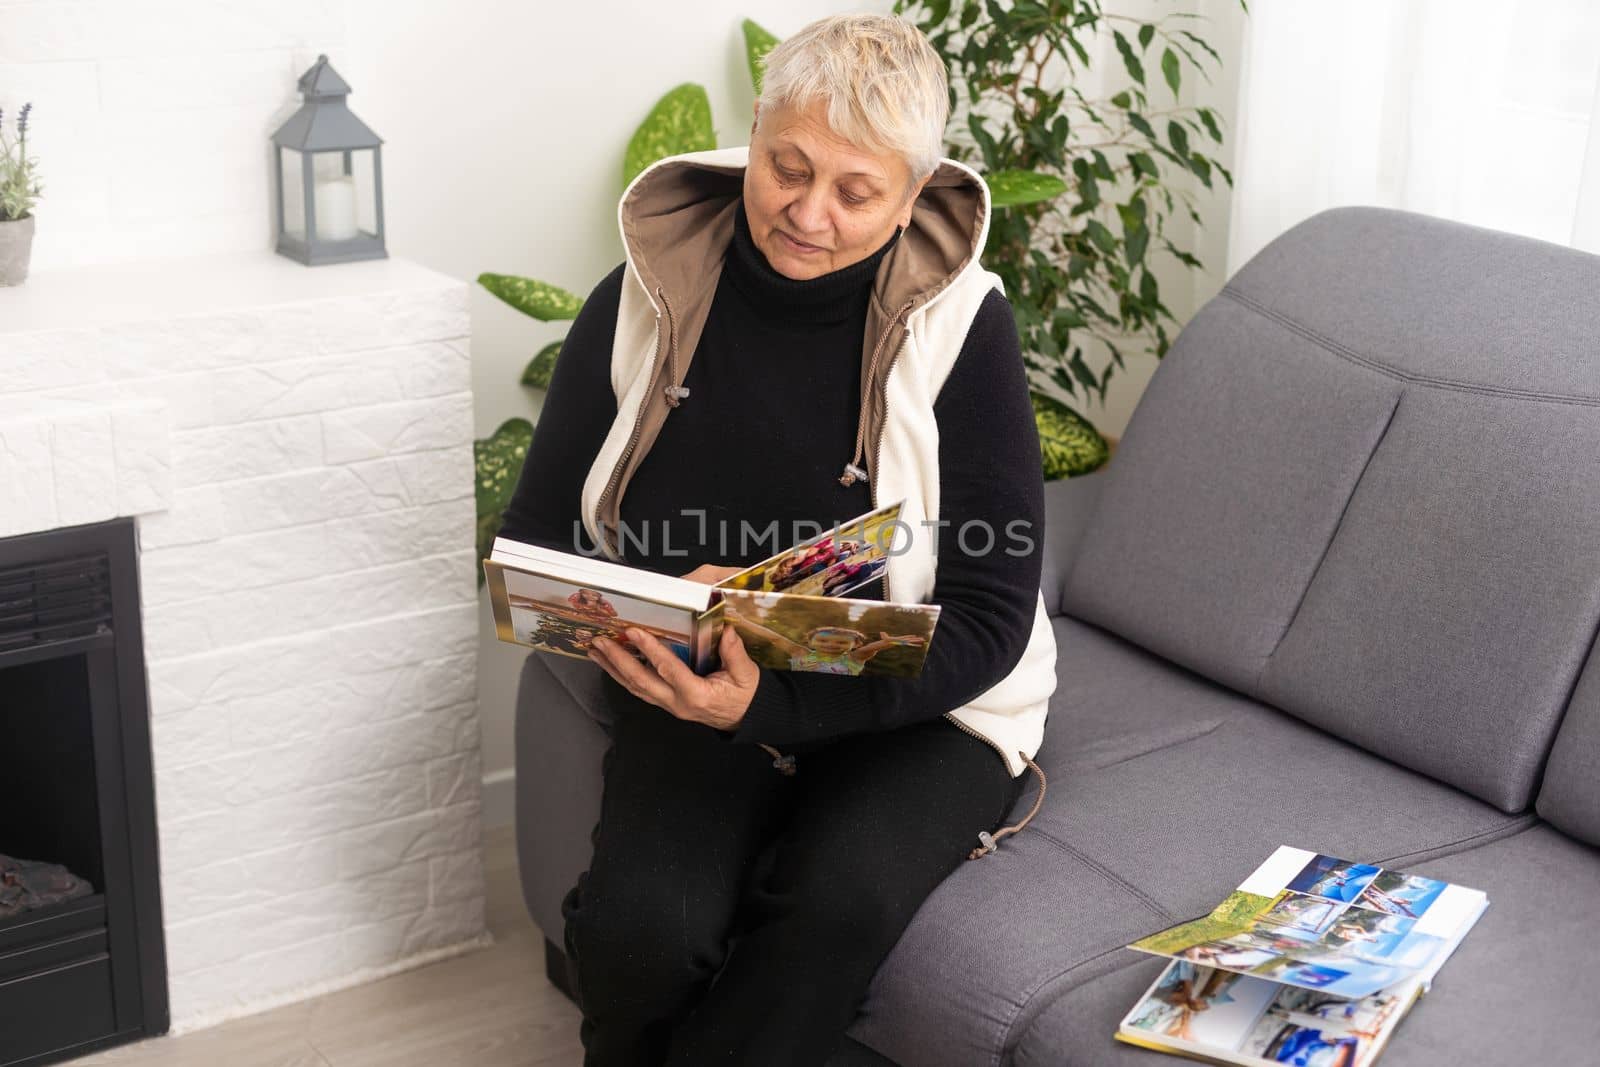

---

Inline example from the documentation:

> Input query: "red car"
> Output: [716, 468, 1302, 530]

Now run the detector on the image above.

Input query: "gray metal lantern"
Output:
[271, 54, 387, 265]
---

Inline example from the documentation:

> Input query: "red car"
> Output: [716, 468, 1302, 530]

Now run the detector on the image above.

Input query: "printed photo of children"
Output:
[719, 590, 937, 678]
[719, 503, 901, 599]
[502, 571, 694, 668]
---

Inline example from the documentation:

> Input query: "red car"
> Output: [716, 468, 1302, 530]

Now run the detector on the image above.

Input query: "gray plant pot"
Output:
[0, 214, 36, 286]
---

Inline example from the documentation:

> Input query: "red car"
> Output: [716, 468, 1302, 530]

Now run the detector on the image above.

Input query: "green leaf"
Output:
[1126, 112, 1156, 140]
[1110, 90, 1131, 109]
[985, 169, 1069, 207]
[1162, 237, 1203, 269]
[1068, 350, 1098, 393]
[742, 19, 781, 95]
[1167, 119, 1191, 159]
[521, 339, 562, 390]
[1070, 157, 1099, 210]
[1083, 218, 1117, 255]
[1138, 24, 1155, 50]
[1031, 392, 1109, 480]
[1112, 30, 1145, 85]
[473, 417, 536, 583]
[1124, 220, 1149, 266]
[1161, 47, 1181, 97]
[968, 113, 1000, 165]
[623, 82, 716, 189]
[477, 274, 584, 321]
[1197, 106, 1223, 143]
[1128, 151, 1159, 180]
[1176, 29, 1224, 67]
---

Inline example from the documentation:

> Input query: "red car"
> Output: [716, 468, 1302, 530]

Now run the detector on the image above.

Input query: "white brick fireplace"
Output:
[0, 251, 486, 1032]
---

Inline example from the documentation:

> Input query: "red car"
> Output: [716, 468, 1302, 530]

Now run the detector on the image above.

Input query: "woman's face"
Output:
[745, 96, 930, 280]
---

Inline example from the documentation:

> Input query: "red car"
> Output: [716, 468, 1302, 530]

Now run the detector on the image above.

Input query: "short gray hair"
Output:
[757, 14, 950, 185]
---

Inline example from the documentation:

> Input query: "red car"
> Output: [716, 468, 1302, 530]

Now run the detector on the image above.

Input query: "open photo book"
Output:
[483, 500, 940, 678]
[1115, 846, 1489, 1067]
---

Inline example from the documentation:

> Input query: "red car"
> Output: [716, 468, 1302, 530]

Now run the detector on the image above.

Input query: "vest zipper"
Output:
[593, 286, 677, 558]
[864, 301, 1048, 858]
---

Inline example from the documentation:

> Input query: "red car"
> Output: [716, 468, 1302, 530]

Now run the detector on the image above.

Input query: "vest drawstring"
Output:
[758, 742, 796, 776]
[839, 299, 915, 487]
[967, 752, 1047, 860]
[656, 286, 690, 407]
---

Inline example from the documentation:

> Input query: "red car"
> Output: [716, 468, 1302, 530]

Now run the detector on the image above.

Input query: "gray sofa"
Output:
[513, 205, 1600, 1065]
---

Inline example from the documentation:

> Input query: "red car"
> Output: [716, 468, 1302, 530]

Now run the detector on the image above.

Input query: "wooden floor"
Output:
[74, 825, 586, 1067]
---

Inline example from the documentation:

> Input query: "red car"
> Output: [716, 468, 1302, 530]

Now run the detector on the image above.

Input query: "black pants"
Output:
[561, 687, 1024, 1067]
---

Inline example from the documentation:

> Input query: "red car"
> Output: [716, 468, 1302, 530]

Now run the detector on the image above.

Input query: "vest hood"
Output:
[616, 143, 994, 341]
[589, 144, 996, 557]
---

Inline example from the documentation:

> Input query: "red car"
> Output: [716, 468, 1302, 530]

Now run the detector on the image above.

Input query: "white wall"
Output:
[1, 0, 1249, 822]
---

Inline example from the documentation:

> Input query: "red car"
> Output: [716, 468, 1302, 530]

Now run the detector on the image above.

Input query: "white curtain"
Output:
[1225, 0, 1600, 274]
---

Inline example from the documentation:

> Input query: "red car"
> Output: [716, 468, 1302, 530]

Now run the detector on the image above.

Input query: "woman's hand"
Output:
[589, 624, 760, 732]
[680, 563, 746, 585]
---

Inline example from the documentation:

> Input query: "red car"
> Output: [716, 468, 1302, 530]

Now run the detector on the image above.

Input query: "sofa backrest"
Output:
[1538, 640, 1600, 847]
[1061, 206, 1600, 814]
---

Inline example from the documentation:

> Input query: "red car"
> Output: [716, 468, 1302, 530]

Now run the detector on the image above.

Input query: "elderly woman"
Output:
[498, 13, 1057, 1066]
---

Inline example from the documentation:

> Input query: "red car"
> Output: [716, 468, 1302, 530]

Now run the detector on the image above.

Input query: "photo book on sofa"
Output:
[483, 499, 941, 678]
[1114, 846, 1489, 1067]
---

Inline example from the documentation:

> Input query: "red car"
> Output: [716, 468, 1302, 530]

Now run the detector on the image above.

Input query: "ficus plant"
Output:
[894, 0, 1246, 477]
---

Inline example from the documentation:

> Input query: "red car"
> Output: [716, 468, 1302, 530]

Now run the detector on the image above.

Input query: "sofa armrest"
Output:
[512, 651, 614, 942]
[1039, 468, 1108, 615]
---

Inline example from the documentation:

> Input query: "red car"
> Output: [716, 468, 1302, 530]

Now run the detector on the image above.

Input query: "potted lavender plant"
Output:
[1, 102, 44, 286]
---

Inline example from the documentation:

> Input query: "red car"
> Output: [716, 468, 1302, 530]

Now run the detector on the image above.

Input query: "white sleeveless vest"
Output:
[580, 146, 1057, 779]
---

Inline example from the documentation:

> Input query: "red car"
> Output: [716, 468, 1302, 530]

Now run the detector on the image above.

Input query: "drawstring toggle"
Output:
[967, 752, 1048, 861]
[838, 462, 869, 487]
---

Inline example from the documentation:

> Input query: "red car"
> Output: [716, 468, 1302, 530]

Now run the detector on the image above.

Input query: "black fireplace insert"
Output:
[0, 517, 168, 1065]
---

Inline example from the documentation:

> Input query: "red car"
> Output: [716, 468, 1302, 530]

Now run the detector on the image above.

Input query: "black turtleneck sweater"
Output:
[498, 200, 1045, 754]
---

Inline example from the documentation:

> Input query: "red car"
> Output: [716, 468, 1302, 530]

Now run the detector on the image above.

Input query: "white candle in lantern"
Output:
[313, 175, 359, 241]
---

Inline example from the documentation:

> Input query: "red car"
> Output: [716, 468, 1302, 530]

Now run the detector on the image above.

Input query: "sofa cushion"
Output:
[1065, 205, 1600, 814]
[845, 617, 1528, 1067]
[1060, 294, 1401, 693]
[1538, 638, 1600, 847]
[1029, 619, 1526, 919]
[1215, 206, 1600, 397]
[1258, 384, 1600, 813]
[1011, 823, 1600, 1066]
